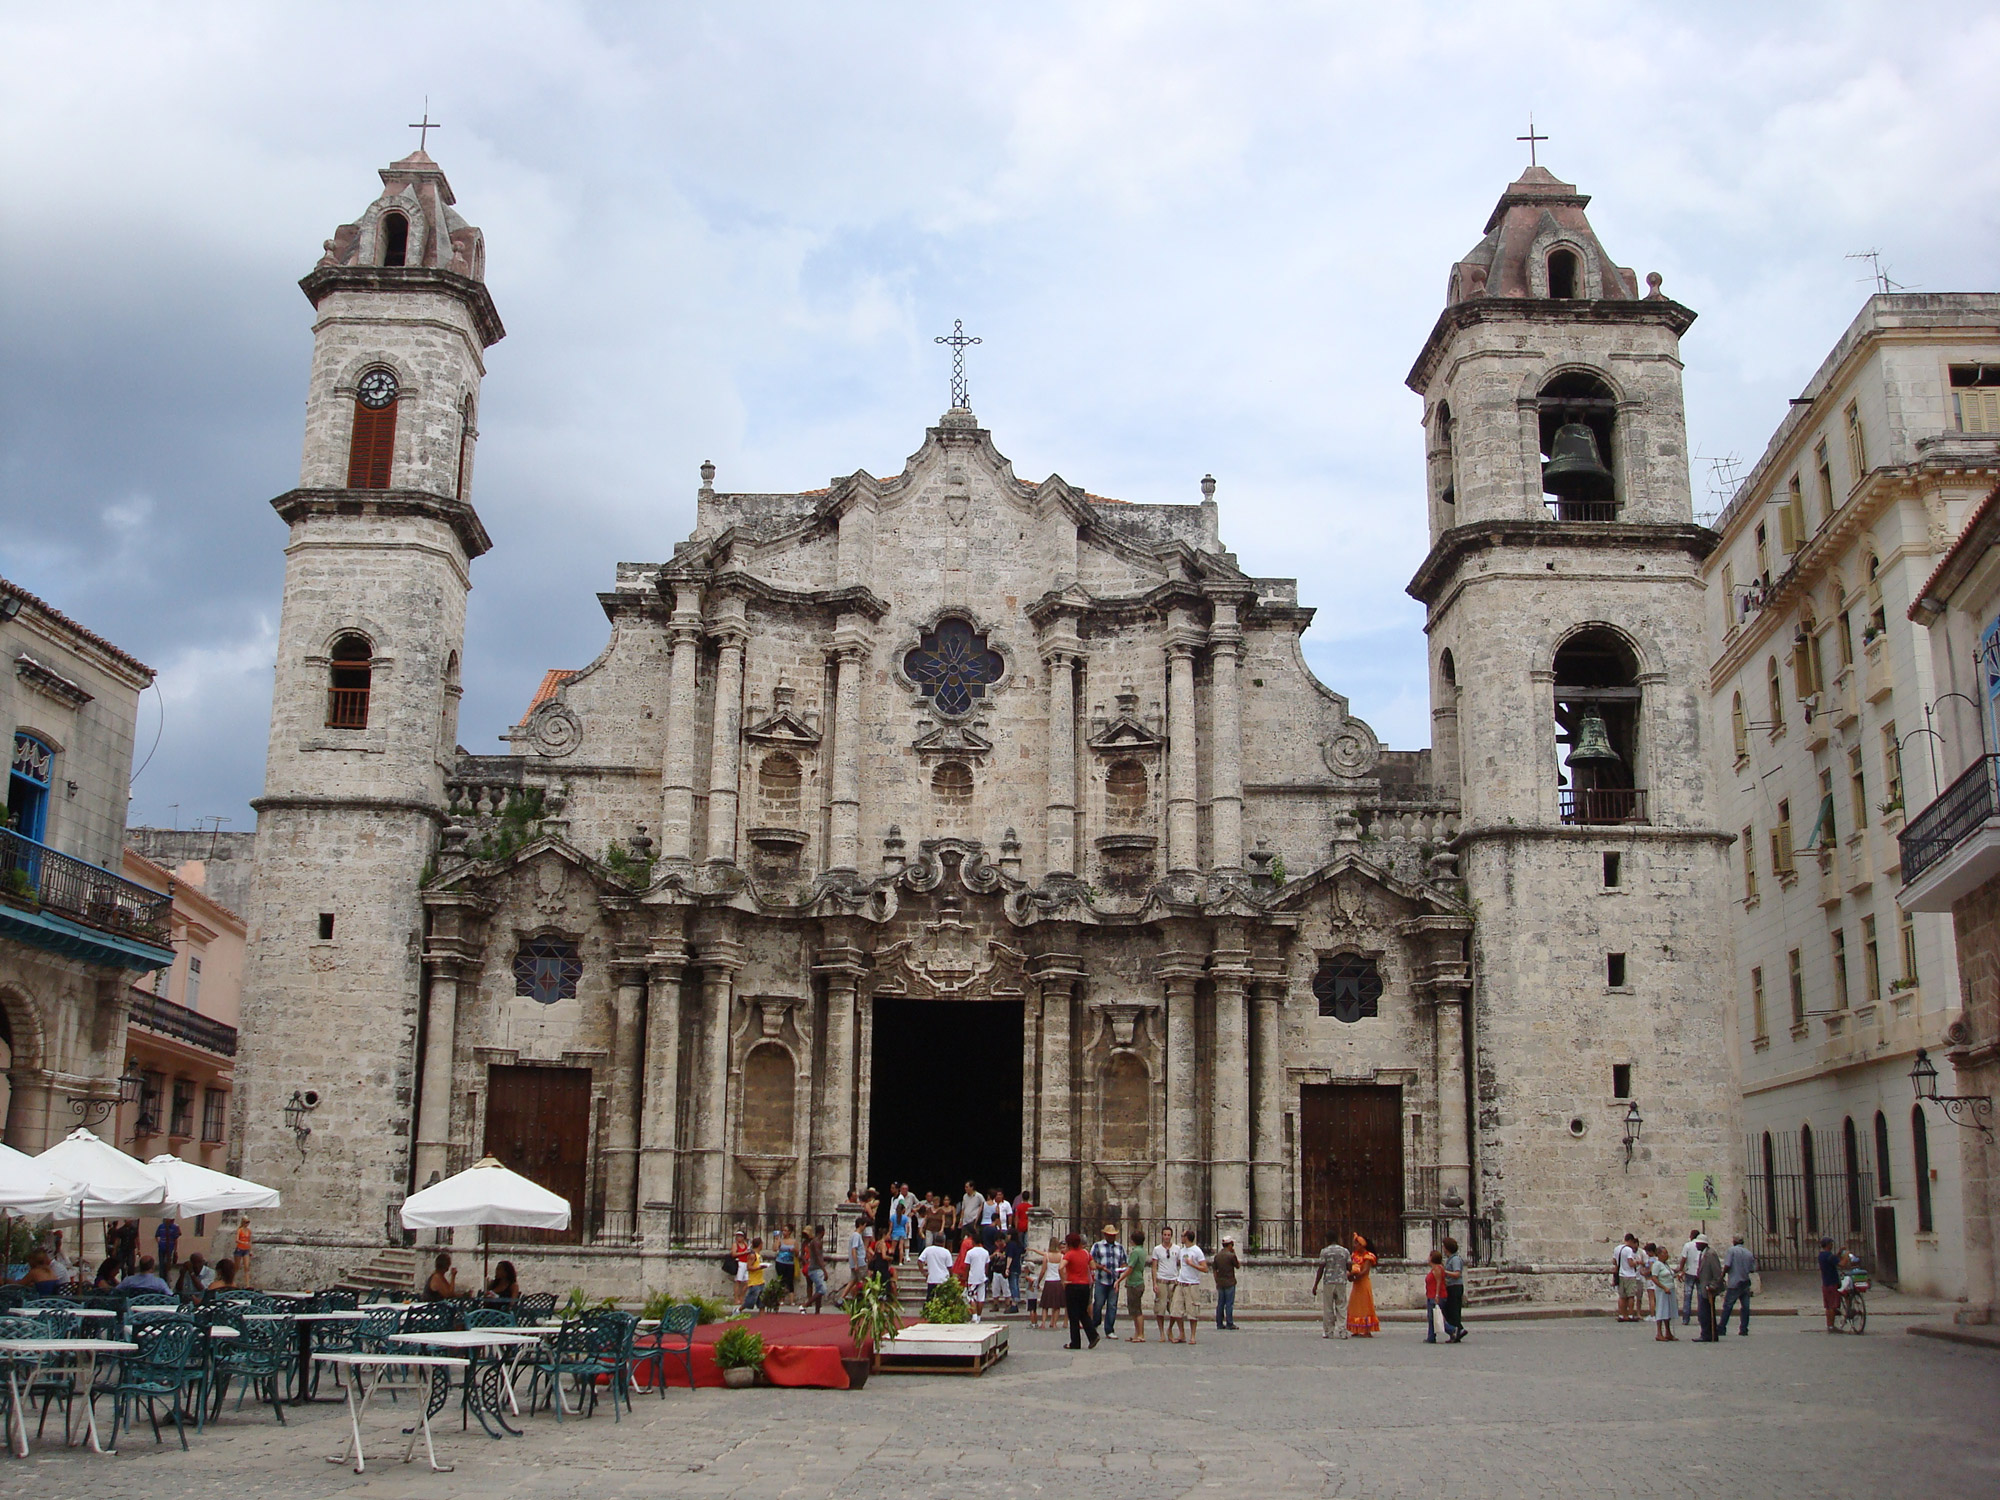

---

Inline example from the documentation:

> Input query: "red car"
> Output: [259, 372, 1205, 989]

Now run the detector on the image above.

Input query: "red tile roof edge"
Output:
[0, 575, 154, 679]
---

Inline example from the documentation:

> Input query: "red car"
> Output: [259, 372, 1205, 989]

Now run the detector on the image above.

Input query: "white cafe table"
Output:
[387, 1329, 545, 1431]
[21, 1305, 115, 1320]
[313, 1352, 468, 1473]
[0, 1338, 137, 1456]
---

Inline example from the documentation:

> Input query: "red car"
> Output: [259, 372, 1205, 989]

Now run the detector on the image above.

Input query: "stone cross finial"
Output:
[1517, 115, 1548, 167]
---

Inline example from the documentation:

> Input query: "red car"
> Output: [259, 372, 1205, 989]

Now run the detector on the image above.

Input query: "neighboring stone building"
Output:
[233, 153, 1738, 1300]
[1899, 479, 2000, 1324]
[0, 576, 173, 1152]
[126, 827, 259, 924]
[1701, 295, 2000, 1299]
[117, 846, 244, 1269]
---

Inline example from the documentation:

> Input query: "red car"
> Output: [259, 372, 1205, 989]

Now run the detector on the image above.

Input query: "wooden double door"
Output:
[1300, 1084, 1404, 1258]
[482, 1064, 591, 1244]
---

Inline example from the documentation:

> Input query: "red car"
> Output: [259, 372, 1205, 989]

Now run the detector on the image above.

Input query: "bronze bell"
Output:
[1543, 422, 1615, 509]
[1568, 707, 1620, 765]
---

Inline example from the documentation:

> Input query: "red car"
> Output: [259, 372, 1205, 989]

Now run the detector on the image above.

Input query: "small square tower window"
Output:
[1606, 953, 1627, 988]
[317, 913, 335, 941]
[1612, 1064, 1633, 1099]
[1602, 851, 1622, 888]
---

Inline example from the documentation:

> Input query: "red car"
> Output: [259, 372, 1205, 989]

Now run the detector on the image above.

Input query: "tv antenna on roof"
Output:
[1847, 250, 1904, 295]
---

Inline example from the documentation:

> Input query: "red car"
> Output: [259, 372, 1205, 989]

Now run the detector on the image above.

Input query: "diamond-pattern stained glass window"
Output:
[903, 617, 1003, 717]
[513, 937, 583, 1006]
[1313, 954, 1382, 1023]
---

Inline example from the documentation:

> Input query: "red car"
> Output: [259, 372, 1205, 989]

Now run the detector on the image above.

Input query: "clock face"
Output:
[356, 369, 399, 409]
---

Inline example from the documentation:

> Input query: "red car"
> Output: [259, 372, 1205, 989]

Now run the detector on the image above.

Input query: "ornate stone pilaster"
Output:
[1209, 941, 1253, 1227]
[1158, 950, 1205, 1223]
[1031, 953, 1084, 1218]
[1043, 647, 1081, 876]
[704, 625, 749, 864]
[692, 938, 746, 1222]
[636, 939, 688, 1227]
[1165, 626, 1201, 873]
[605, 953, 648, 1225]
[2, 1072, 57, 1155]
[1249, 959, 1288, 1230]
[1406, 914, 1475, 1227]
[827, 635, 869, 872]
[659, 581, 705, 863]
[810, 944, 868, 1205]
[412, 958, 467, 1192]
[1208, 601, 1245, 873]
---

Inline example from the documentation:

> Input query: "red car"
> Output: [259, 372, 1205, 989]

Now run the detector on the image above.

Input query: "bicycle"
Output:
[1835, 1284, 1868, 1334]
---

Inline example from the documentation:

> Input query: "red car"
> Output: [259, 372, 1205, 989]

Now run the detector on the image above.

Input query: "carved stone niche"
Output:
[747, 826, 809, 888]
[1095, 833, 1157, 894]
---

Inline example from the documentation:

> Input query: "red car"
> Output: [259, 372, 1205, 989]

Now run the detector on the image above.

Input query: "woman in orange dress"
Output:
[1346, 1232, 1380, 1336]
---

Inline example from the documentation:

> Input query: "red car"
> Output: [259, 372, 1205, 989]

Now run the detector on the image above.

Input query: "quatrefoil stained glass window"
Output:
[1313, 954, 1383, 1023]
[903, 617, 1003, 718]
[513, 937, 583, 1006]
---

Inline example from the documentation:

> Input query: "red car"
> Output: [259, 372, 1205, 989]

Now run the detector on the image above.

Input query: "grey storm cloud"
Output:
[2, 2, 1996, 832]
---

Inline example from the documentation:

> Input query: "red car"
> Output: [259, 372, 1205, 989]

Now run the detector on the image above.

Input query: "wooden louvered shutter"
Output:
[346, 399, 397, 489]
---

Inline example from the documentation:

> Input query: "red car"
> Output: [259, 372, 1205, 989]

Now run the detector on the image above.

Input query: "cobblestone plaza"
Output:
[27, 1316, 2000, 1499]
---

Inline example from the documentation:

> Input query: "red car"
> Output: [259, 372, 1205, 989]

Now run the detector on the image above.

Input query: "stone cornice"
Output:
[299, 264, 506, 349]
[1405, 296, 1696, 395]
[1407, 519, 1717, 607]
[681, 569, 889, 623]
[271, 487, 493, 562]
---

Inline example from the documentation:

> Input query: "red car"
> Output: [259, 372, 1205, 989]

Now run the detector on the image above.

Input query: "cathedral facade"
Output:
[233, 151, 1739, 1297]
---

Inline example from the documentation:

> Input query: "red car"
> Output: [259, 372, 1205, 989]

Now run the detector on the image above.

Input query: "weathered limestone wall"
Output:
[1950, 879, 2000, 1323]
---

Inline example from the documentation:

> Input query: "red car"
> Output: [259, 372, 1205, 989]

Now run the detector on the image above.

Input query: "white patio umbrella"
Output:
[0, 1142, 81, 1217]
[145, 1155, 281, 1217]
[400, 1157, 570, 1286]
[35, 1129, 167, 1218]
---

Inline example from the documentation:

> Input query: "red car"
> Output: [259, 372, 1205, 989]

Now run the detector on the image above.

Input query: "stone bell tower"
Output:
[234, 148, 504, 1279]
[1405, 165, 1738, 1265]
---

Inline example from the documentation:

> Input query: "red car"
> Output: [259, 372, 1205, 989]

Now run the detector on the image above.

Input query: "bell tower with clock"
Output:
[1404, 163, 1739, 1265]
[234, 146, 505, 1264]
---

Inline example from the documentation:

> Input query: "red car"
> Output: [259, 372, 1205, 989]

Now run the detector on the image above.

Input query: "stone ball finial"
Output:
[1645, 271, 1664, 300]
[1200, 474, 1217, 499]
[700, 460, 716, 490]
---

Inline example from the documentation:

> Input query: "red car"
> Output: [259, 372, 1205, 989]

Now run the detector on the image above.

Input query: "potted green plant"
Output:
[559, 1286, 618, 1320]
[921, 1273, 973, 1325]
[844, 1272, 900, 1384]
[712, 1324, 766, 1388]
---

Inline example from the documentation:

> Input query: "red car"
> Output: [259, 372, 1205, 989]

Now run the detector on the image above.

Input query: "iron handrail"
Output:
[127, 985, 238, 1057]
[1899, 753, 2000, 885]
[0, 826, 172, 945]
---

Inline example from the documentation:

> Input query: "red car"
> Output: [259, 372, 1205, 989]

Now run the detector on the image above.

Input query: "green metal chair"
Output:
[207, 1316, 290, 1426]
[635, 1303, 697, 1398]
[92, 1318, 204, 1451]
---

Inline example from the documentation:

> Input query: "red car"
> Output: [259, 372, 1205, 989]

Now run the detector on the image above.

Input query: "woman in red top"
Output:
[1061, 1232, 1099, 1350]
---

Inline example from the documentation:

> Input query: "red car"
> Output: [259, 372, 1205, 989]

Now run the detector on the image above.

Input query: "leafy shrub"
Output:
[921, 1274, 972, 1325]
[559, 1285, 618, 1320]
[711, 1325, 766, 1370]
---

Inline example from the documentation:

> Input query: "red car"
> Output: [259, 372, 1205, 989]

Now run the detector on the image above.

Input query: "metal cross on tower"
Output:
[1517, 115, 1548, 167]
[409, 101, 442, 152]
[935, 319, 981, 410]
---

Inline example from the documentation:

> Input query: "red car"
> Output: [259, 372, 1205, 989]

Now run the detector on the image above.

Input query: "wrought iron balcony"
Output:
[1559, 786, 1650, 826]
[0, 826, 172, 947]
[1900, 753, 2000, 888]
[128, 984, 238, 1058]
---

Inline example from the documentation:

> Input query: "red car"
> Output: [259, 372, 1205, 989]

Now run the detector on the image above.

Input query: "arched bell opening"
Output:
[1538, 371, 1619, 522]
[1553, 627, 1644, 825]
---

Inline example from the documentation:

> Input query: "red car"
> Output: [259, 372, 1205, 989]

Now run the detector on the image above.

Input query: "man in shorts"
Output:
[1311, 1231, 1351, 1337]
[1173, 1230, 1208, 1346]
[802, 1225, 828, 1312]
[1149, 1227, 1179, 1342]
[963, 1237, 991, 1322]
[847, 1216, 871, 1297]
[1615, 1233, 1643, 1321]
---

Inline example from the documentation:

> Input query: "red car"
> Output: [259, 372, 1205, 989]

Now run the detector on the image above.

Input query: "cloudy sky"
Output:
[3, 1, 1996, 834]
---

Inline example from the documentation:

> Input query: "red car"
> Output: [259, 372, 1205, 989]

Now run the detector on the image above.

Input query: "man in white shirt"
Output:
[997, 1196, 1013, 1232]
[1614, 1234, 1642, 1321]
[918, 1234, 954, 1289]
[1149, 1229, 1179, 1342]
[1678, 1230, 1703, 1330]
[848, 1216, 871, 1295]
[960, 1182, 985, 1236]
[1174, 1231, 1208, 1346]
[963, 1240, 991, 1322]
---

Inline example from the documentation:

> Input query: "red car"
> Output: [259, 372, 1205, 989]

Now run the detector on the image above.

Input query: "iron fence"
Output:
[1559, 787, 1650, 825]
[1743, 1130, 1876, 1272]
[0, 826, 173, 946]
[128, 985, 238, 1057]
[1900, 752, 1999, 884]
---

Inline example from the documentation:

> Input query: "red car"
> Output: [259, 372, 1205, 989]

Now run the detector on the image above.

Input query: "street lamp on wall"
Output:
[68, 1060, 146, 1129]
[283, 1089, 320, 1163]
[1910, 1048, 1994, 1141]
[1621, 1101, 1644, 1170]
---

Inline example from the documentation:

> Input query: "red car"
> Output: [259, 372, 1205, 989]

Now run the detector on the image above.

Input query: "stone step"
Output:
[335, 1246, 421, 1295]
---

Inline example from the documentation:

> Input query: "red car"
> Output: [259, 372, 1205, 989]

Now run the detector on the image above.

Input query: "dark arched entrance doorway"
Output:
[867, 997, 1023, 1206]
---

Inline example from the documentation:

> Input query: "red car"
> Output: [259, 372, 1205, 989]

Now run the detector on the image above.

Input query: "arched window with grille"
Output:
[1842, 1116, 1863, 1233]
[326, 634, 373, 729]
[347, 367, 399, 490]
[7, 732, 54, 843]
[1874, 1110, 1893, 1195]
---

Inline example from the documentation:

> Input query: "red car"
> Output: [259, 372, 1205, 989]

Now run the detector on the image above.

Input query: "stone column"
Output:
[705, 626, 748, 865]
[1208, 602, 1245, 873]
[1032, 955, 1082, 1218]
[411, 961, 464, 1191]
[1159, 952, 1204, 1224]
[1249, 962, 1288, 1231]
[1433, 978, 1473, 1220]
[810, 946, 866, 1204]
[1165, 630, 1201, 873]
[693, 939, 745, 1226]
[827, 636, 868, 872]
[636, 941, 687, 1230]
[1044, 648, 1080, 876]
[1209, 942, 1253, 1229]
[659, 582, 705, 863]
[604, 956, 647, 1228]
[2, 1071, 56, 1154]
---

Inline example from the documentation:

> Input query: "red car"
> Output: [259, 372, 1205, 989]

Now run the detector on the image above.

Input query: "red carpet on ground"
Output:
[633, 1312, 870, 1390]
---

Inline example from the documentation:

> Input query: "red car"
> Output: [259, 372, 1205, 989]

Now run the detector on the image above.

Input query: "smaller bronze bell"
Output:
[1568, 707, 1620, 765]
[1543, 422, 1615, 511]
